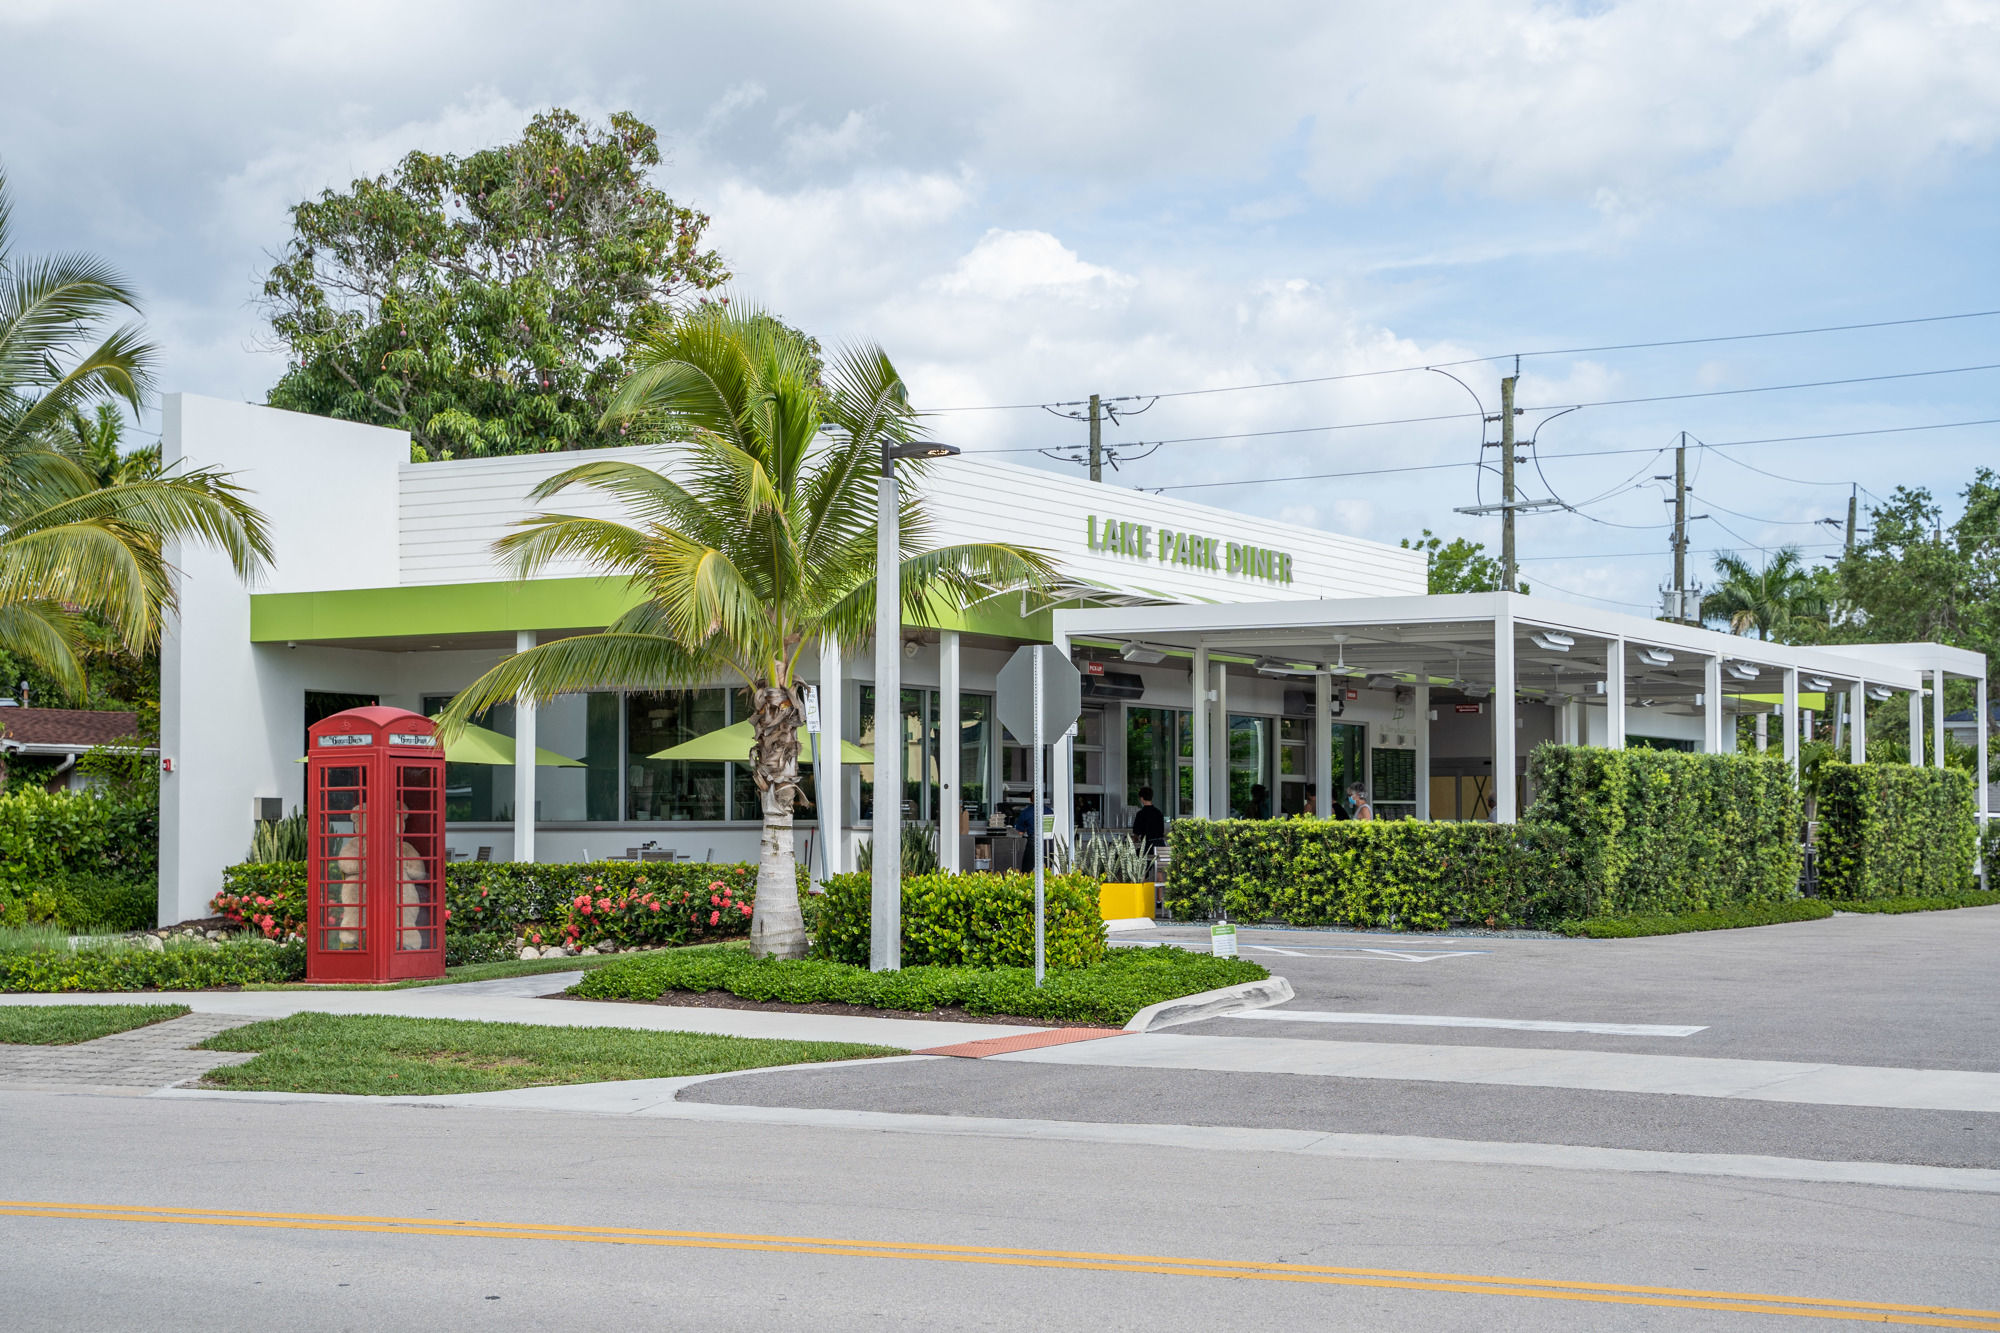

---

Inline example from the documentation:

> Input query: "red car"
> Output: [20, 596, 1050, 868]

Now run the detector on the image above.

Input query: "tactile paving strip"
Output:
[915, 1027, 1128, 1059]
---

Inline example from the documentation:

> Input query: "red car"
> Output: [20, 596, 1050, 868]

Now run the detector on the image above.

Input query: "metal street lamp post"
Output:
[871, 440, 961, 973]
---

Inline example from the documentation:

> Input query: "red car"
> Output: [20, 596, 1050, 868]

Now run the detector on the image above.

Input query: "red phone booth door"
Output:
[390, 762, 443, 979]
[315, 762, 370, 977]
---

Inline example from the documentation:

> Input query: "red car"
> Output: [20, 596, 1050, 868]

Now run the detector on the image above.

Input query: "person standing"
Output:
[1347, 782, 1374, 821]
[1131, 786, 1167, 852]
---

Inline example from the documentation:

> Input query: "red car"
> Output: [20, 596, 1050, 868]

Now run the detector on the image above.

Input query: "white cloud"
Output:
[931, 230, 1135, 302]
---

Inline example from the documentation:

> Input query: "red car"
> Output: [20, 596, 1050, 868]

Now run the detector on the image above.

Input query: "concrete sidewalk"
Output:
[0, 978, 1024, 1050]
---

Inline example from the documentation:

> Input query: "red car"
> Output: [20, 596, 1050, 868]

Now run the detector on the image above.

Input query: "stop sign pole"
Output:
[996, 645, 1082, 986]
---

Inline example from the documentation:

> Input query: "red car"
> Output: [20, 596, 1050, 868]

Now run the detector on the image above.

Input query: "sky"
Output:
[6, 0, 2000, 613]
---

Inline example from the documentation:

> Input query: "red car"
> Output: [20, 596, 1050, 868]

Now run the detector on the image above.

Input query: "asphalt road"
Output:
[5, 906, 2000, 1329]
[4, 1092, 1996, 1332]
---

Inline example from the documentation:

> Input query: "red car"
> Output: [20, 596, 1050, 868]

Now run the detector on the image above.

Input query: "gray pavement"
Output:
[0, 1012, 260, 1095]
[4, 1091, 1997, 1332]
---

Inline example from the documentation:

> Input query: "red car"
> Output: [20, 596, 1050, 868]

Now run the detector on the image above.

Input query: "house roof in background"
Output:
[0, 708, 140, 751]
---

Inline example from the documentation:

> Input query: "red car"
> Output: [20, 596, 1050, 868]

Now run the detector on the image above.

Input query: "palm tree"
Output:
[438, 305, 1057, 958]
[0, 166, 272, 696]
[1702, 548, 1826, 644]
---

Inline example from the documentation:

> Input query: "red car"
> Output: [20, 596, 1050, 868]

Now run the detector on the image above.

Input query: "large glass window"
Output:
[535, 693, 622, 822]
[423, 697, 511, 822]
[626, 689, 727, 821]
[1228, 715, 1273, 818]
[957, 694, 993, 819]
[860, 687, 994, 825]
[1127, 707, 1189, 819]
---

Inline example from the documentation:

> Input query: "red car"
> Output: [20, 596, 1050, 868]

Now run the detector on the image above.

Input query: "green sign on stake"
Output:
[1211, 922, 1238, 958]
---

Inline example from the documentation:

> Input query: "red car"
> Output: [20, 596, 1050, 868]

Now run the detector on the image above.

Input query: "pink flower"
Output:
[737, 903, 752, 916]
[648, 902, 660, 912]
[710, 894, 720, 906]
[709, 910, 721, 925]
[708, 880, 725, 893]
[443, 909, 453, 922]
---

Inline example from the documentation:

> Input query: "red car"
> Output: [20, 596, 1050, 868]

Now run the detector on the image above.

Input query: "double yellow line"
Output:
[2, 1199, 1993, 1328]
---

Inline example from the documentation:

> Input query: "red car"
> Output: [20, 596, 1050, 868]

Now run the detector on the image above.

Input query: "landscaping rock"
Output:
[517, 947, 539, 961]
[579, 947, 599, 956]
[142, 936, 164, 952]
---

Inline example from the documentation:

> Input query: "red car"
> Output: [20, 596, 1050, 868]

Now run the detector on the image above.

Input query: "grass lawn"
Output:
[195, 1012, 902, 1095]
[244, 950, 667, 992]
[0, 1003, 190, 1045]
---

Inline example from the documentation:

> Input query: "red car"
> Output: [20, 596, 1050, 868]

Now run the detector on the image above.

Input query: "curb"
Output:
[1122, 976, 1295, 1033]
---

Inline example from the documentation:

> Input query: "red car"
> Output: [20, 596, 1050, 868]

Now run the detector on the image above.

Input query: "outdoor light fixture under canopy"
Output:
[1805, 676, 1833, 692]
[1867, 685, 1895, 701]
[1636, 647, 1675, 666]
[1119, 642, 1166, 664]
[1254, 658, 1301, 677]
[1726, 663, 1761, 681]
[1529, 631, 1575, 652]
[1465, 683, 1492, 699]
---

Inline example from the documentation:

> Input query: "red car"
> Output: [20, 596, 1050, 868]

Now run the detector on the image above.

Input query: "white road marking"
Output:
[996, 1034, 2000, 1113]
[1362, 949, 1485, 963]
[1227, 1011, 1708, 1037]
[1241, 945, 1313, 957]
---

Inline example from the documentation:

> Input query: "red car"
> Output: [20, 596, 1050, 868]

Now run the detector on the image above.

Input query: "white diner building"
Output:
[157, 395, 1988, 925]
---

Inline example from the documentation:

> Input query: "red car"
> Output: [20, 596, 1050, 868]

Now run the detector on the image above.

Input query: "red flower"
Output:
[648, 902, 660, 912]
[710, 894, 721, 906]
[443, 909, 453, 921]
[737, 902, 752, 916]
[709, 910, 721, 925]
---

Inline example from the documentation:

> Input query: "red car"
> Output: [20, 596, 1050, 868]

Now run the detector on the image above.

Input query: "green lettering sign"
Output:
[1086, 518, 1290, 584]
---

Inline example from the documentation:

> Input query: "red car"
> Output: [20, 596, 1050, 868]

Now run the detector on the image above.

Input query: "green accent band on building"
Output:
[249, 578, 1053, 644]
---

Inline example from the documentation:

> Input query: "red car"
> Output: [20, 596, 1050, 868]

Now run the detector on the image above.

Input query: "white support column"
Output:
[1493, 607, 1517, 823]
[1782, 666, 1799, 777]
[938, 631, 960, 873]
[1909, 687, 1924, 764]
[1932, 666, 1947, 770]
[512, 630, 537, 864]
[1978, 671, 1990, 888]
[816, 636, 844, 875]
[1313, 671, 1333, 818]
[1191, 646, 1209, 820]
[1831, 687, 1846, 757]
[1605, 638, 1626, 750]
[1210, 659, 1230, 817]
[1414, 677, 1432, 820]
[1053, 631, 1074, 849]
[1850, 683, 1867, 764]
[1702, 656, 1723, 753]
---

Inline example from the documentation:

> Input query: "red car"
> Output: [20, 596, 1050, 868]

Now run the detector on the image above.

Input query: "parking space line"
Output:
[1227, 1011, 1707, 1037]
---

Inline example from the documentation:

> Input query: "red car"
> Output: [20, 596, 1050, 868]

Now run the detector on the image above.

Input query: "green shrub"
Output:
[0, 938, 305, 992]
[809, 870, 1107, 969]
[1826, 890, 2000, 914]
[0, 788, 157, 927]
[1525, 745, 1800, 916]
[554, 872, 754, 949]
[1557, 900, 1832, 938]
[1817, 763, 1976, 900]
[443, 931, 521, 966]
[1165, 817, 1583, 929]
[572, 945, 1267, 1026]
[1981, 821, 2000, 887]
[211, 859, 779, 944]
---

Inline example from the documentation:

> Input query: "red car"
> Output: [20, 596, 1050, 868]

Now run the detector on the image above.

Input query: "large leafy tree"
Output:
[438, 306, 1057, 958]
[261, 109, 730, 460]
[0, 167, 270, 781]
[1701, 547, 1826, 644]
[1400, 529, 1524, 594]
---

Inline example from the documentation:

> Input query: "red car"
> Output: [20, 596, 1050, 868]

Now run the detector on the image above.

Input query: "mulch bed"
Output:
[553, 989, 1115, 1028]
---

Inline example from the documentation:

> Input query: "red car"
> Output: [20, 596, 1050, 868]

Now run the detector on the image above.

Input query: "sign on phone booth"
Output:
[305, 705, 447, 984]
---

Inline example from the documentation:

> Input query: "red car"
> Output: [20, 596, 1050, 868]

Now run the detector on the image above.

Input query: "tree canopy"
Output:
[1701, 547, 1827, 644]
[1830, 473, 2000, 663]
[1401, 529, 1523, 594]
[261, 109, 729, 460]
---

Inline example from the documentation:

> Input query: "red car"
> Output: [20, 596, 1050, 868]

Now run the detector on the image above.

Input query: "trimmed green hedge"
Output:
[1557, 900, 1832, 938]
[809, 870, 1107, 969]
[571, 945, 1267, 1026]
[1828, 891, 2000, 914]
[0, 789, 157, 929]
[1164, 818, 1583, 930]
[1817, 763, 1976, 900]
[1525, 745, 1800, 916]
[0, 939, 305, 992]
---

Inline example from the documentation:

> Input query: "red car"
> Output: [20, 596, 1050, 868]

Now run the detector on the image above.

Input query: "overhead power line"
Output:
[924, 307, 2000, 413]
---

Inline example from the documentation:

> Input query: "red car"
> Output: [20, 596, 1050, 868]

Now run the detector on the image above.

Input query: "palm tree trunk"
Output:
[747, 682, 808, 959]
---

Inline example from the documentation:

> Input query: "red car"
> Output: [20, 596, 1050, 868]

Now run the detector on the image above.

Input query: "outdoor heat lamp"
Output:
[1636, 647, 1675, 666]
[1805, 676, 1833, 691]
[1867, 685, 1895, 701]
[1726, 663, 1761, 681]
[1119, 642, 1166, 664]
[1529, 631, 1574, 652]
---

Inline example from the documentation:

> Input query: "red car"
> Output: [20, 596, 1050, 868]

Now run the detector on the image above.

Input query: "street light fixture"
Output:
[872, 441, 961, 973]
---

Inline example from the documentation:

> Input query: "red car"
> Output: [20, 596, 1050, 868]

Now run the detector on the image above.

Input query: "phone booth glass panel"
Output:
[306, 706, 447, 983]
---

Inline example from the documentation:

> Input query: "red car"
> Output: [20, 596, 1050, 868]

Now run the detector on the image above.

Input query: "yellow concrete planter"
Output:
[1099, 882, 1156, 922]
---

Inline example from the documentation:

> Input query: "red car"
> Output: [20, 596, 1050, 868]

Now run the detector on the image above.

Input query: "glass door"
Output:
[1228, 715, 1273, 818]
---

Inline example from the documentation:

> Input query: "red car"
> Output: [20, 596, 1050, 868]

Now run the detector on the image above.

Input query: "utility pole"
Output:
[1087, 393, 1103, 483]
[1499, 374, 1517, 592]
[1672, 435, 1688, 601]
[1845, 487, 1857, 554]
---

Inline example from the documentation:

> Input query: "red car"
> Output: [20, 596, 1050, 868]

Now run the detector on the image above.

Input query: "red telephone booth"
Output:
[306, 705, 447, 984]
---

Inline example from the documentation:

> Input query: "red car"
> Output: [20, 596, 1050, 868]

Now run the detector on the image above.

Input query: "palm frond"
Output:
[434, 632, 720, 737]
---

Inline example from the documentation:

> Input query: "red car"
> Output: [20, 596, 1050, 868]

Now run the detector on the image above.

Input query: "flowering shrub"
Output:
[560, 876, 754, 949]
[212, 862, 308, 939]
